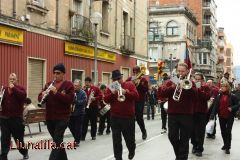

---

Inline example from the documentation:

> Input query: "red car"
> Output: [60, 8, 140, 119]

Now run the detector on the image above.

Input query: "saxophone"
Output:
[86, 90, 94, 109]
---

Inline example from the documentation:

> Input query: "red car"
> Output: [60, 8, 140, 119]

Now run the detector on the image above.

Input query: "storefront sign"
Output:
[65, 42, 116, 63]
[0, 25, 24, 46]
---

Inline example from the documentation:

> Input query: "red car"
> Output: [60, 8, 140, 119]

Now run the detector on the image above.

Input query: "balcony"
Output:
[216, 64, 224, 73]
[148, 33, 164, 43]
[70, 14, 93, 42]
[197, 40, 212, 50]
[203, 1, 215, 15]
[197, 64, 212, 71]
[218, 40, 225, 48]
[120, 35, 135, 55]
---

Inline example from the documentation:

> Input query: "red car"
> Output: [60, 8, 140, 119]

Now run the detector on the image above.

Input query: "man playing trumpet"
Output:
[157, 63, 196, 160]
[0, 73, 29, 160]
[104, 69, 139, 160]
[127, 66, 149, 140]
[81, 77, 102, 141]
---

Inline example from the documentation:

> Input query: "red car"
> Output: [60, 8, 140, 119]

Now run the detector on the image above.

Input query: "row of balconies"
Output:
[70, 14, 135, 55]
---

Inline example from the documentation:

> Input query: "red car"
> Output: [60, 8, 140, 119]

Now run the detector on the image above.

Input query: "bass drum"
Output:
[163, 101, 168, 111]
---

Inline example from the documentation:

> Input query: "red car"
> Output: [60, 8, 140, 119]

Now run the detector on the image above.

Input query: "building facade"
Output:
[148, 5, 198, 82]
[225, 43, 234, 78]
[149, 0, 218, 81]
[0, 0, 148, 105]
[216, 27, 226, 78]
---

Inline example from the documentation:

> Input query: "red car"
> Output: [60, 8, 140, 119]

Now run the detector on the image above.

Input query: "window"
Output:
[71, 70, 84, 83]
[149, 22, 162, 41]
[32, 0, 44, 7]
[199, 53, 207, 64]
[102, 1, 109, 32]
[102, 72, 111, 85]
[121, 67, 130, 81]
[166, 21, 179, 36]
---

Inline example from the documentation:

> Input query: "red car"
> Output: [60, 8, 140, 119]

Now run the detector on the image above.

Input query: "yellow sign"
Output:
[65, 42, 116, 62]
[0, 25, 24, 46]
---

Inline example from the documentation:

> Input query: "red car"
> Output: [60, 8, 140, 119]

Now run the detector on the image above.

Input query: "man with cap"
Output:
[104, 69, 139, 160]
[81, 77, 102, 140]
[38, 63, 75, 160]
[127, 66, 148, 140]
[0, 73, 29, 160]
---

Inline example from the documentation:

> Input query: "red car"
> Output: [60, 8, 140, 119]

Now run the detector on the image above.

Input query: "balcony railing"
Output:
[120, 35, 135, 55]
[70, 14, 93, 41]
[197, 40, 212, 50]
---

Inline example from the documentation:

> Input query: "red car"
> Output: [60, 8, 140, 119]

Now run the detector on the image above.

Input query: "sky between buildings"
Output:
[216, 0, 240, 66]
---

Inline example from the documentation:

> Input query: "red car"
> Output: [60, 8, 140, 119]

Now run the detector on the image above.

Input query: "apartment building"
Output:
[148, 5, 198, 81]
[216, 27, 226, 77]
[225, 43, 234, 79]
[0, 0, 148, 105]
[149, 0, 218, 81]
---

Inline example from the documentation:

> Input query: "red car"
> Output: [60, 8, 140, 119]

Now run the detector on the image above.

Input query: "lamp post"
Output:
[90, 12, 102, 85]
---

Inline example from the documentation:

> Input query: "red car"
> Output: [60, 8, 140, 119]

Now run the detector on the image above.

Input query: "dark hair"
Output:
[100, 84, 106, 90]
[85, 77, 92, 82]
[25, 98, 32, 105]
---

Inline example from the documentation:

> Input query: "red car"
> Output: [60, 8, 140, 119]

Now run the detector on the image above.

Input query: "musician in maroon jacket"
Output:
[191, 72, 211, 157]
[158, 63, 196, 160]
[0, 73, 29, 160]
[104, 69, 139, 160]
[38, 63, 74, 160]
[206, 79, 219, 139]
[81, 77, 102, 140]
[127, 66, 148, 140]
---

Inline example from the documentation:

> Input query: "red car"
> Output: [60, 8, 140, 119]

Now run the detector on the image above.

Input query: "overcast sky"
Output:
[216, 0, 240, 66]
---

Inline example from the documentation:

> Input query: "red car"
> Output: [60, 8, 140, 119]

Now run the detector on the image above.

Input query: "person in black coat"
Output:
[147, 86, 157, 120]
[210, 82, 239, 154]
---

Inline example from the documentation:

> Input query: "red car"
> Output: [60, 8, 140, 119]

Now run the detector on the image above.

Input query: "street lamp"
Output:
[90, 12, 102, 85]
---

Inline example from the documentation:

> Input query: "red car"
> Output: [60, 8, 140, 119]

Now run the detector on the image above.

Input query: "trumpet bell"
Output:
[181, 79, 192, 90]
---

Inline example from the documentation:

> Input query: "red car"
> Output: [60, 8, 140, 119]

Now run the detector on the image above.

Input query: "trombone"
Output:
[172, 69, 192, 101]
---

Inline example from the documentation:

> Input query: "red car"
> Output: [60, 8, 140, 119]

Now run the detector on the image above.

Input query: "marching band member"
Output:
[81, 77, 102, 140]
[191, 72, 211, 157]
[98, 84, 111, 135]
[206, 80, 219, 139]
[104, 69, 139, 160]
[38, 63, 75, 160]
[127, 66, 148, 140]
[68, 79, 87, 147]
[0, 73, 29, 160]
[157, 63, 196, 160]
[210, 82, 239, 154]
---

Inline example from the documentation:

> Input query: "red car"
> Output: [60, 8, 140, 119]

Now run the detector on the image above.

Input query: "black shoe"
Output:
[195, 152, 202, 157]
[192, 147, 197, 154]
[221, 146, 226, 150]
[92, 137, 96, 140]
[128, 150, 135, 160]
[106, 131, 111, 135]
[23, 153, 29, 159]
[225, 149, 230, 154]
[142, 132, 147, 140]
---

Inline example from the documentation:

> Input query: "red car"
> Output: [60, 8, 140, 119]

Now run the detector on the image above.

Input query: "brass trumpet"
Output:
[132, 65, 149, 86]
[172, 69, 192, 101]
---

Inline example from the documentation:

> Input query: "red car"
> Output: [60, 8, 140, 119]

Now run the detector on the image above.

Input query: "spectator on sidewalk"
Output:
[23, 98, 39, 121]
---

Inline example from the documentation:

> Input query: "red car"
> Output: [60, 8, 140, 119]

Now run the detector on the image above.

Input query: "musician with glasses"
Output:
[0, 73, 29, 160]
[38, 63, 74, 160]
[158, 63, 196, 160]
[104, 69, 139, 160]
[127, 66, 148, 140]
[81, 77, 102, 141]
[191, 72, 211, 157]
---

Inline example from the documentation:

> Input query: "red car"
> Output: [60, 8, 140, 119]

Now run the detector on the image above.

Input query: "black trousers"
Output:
[219, 116, 234, 150]
[160, 102, 167, 129]
[111, 116, 136, 160]
[46, 120, 69, 160]
[147, 103, 155, 119]
[68, 114, 84, 144]
[0, 117, 28, 160]
[191, 113, 207, 152]
[168, 114, 193, 160]
[98, 111, 111, 134]
[135, 101, 146, 134]
[82, 107, 98, 139]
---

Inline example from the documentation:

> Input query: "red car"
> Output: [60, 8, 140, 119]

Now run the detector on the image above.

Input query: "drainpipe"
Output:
[56, 0, 59, 31]
[114, 0, 117, 48]
[0, 0, 2, 15]
[13, 0, 16, 18]
[133, 0, 136, 51]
